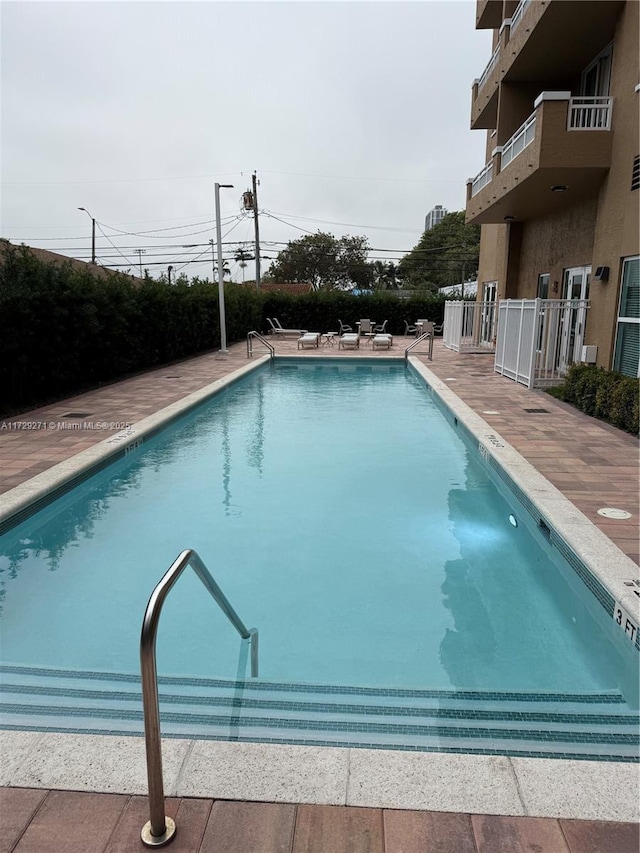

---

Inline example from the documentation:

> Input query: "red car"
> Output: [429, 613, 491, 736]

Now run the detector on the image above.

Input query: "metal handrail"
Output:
[405, 332, 434, 362]
[140, 549, 258, 847]
[247, 331, 275, 359]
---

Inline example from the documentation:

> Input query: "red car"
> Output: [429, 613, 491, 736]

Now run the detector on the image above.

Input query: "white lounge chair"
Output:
[338, 333, 360, 349]
[371, 334, 393, 350]
[297, 332, 320, 349]
[266, 318, 308, 338]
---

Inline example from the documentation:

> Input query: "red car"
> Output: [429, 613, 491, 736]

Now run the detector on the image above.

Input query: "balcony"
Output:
[470, 1, 624, 129]
[476, 0, 502, 29]
[502, 0, 624, 85]
[466, 93, 613, 225]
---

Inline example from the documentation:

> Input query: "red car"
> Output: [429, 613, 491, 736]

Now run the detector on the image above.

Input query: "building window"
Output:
[537, 274, 550, 299]
[482, 281, 497, 302]
[632, 155, 639, 191]
[613, 256, 640, 377]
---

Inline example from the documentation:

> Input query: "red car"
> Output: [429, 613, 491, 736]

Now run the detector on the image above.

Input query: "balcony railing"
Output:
[568, 96, 613, 130]
[501, 112, 536, 169]
[471, 161, 494, 197]
[509, 0, 531, 34]
[478, 44, 500, 91]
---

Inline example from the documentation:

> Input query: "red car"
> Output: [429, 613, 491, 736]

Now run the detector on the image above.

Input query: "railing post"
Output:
[140, 549, 259, 847]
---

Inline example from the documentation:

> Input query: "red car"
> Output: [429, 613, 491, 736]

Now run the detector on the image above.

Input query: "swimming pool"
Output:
[1, 358, 638, 759]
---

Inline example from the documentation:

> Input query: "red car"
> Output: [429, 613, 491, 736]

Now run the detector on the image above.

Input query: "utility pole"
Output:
[252, 171, 261, 291]
[135, 248, 146, 278]
[78, 207, 96, 264]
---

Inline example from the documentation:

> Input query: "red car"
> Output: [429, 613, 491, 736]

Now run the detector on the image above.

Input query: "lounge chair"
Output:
[371, 334, 393, 350]
[404, 320, 418, 337]
[338, 333, 360, 349]
[297, 332, 320, 349]
[373, 320, 388, 334]
[266, 317, 308, 338]
[338, 320, 353, 335]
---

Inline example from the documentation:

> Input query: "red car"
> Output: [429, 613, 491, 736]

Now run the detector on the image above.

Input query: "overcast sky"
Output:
[1, 0, 491, 281]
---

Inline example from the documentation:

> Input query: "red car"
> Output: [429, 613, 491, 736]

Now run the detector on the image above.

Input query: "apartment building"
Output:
[425, 204, 447, 231]
[466, 0, 639, 376]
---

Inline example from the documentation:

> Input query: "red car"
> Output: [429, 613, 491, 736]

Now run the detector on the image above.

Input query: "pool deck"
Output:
[0, 336, 638, 851]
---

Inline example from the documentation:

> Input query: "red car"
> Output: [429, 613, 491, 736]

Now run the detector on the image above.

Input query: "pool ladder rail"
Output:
[247, 330, 275, 359]
[404, 331, 434, 361]
[140, 548, 259, 848]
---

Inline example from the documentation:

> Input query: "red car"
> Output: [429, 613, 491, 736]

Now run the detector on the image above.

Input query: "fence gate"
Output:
[443, 301, 497, 353]
[494, 299, 590, 388]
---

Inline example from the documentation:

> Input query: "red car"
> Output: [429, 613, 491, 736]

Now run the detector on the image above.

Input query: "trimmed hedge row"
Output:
[546, 364, 639, 436]
[0, 246, 446, 415]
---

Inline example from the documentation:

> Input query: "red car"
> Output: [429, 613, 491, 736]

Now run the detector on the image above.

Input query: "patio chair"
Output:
[266, 318, 308, 338]
[338, 320, 353, 335]
[403, 320, 418, 337]
[297, 332, 320, 350]
[373, 320, 389, 334]
[338, 333, 360, 349]
[357, 319, 374, 337]
[371, 334, 393, 350]
[417, 320, 434, 337]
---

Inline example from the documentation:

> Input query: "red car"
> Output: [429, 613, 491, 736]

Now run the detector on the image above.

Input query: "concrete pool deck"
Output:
[0, 336, 638, 849]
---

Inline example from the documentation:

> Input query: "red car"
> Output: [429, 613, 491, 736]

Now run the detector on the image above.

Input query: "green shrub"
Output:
[549, 364, 639, 436]
[0, 244, 448, 415]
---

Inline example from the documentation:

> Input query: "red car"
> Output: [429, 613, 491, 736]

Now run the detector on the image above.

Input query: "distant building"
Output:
[425, 205, 447, 231]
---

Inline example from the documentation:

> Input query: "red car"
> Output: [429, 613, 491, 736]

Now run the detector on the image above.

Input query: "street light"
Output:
[77, 207, 96, 264]
[215, 183, 234, 354]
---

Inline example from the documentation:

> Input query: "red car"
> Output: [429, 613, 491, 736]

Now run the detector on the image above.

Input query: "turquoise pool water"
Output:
[0, 361, 635, 701]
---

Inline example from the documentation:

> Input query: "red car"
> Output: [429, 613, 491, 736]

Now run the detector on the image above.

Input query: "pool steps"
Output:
[1, 665, 638, 762]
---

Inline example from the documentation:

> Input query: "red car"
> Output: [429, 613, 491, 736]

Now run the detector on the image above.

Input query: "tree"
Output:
[372, 261, 401, 290]
[267, 232, 373, 290]
[398, 212, 480, 292]
[234, 248, 253, 283]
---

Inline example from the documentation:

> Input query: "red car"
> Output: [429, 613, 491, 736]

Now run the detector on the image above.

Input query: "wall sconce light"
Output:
[594, 266, 610, 281]
[504, 215, 516, 222]
[551, 184, 568, 192]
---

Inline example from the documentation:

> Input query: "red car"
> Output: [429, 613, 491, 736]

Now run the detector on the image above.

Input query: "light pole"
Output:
[77, 207, 96, 264]
[215, 183, 234, 354]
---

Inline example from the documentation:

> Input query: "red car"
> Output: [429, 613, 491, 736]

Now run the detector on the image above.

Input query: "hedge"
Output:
[546, 363, 639, 436]
[0, 245, 447, 415]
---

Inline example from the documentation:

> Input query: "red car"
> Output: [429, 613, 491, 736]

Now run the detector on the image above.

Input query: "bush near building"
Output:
[0, 245, 446, 416]
[546, 364, 639, 436]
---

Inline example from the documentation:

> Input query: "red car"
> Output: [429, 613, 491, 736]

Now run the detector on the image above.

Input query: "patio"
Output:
[0, 336, 638, 852]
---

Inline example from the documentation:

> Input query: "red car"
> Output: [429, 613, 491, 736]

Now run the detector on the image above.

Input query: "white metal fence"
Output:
[494, 299, 590, 388]
[443, 301, 497, 353]
[568, 96, 612, 130]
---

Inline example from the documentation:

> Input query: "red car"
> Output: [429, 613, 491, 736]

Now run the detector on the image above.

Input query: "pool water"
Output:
[0, 361, 635, 702]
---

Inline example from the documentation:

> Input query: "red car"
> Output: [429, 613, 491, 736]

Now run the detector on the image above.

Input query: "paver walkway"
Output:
[1, 335, 638, 851]
[2, 787, 639, 852]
